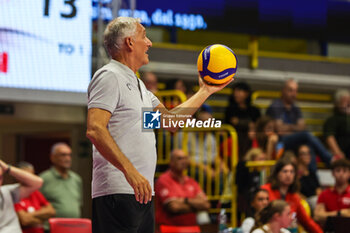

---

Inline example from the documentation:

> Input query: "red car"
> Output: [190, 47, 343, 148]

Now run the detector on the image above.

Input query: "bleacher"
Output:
[154, 86, 335, 228]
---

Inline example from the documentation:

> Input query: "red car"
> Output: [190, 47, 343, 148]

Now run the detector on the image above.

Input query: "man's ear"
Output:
[125, 37, 133, 51]
[272, 212, 280, 221]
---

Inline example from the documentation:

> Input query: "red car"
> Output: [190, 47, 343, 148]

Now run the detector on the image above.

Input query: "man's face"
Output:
[282, 81, 298, 104]
[337, 95, 350, 114]
[233, 89, 249, 104]
[251, 191, 269, 212]
[170, 150, 190, 173]
[333, 167, 350, 185]
[278, 164, 295, 187]
[298, 145, 311, 166]
[132, 23, 152, 67]
[277, 205, 293, 229]
[51, 145, 72, 170]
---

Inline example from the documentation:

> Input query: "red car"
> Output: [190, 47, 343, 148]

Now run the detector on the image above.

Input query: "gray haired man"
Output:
[87, 17, 233, 233]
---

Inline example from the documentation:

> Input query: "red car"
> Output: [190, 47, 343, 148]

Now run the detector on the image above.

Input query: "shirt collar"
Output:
[331, 185, 350, 194]
[50, 167, 70, 179]
[110, 59, 137, 80]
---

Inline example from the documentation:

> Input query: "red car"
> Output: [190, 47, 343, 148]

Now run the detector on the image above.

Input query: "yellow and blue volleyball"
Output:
[197, 44, 237, 84]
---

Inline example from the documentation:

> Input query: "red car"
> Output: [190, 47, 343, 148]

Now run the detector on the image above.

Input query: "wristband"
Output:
[5, 165, 11, 174]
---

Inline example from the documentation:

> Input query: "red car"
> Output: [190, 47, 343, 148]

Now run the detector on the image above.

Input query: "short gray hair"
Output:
[104, 17, 140, 56]
[51, 142, 70, 155]
[334, 89, 350, 104]
[17, 161, 34, 170]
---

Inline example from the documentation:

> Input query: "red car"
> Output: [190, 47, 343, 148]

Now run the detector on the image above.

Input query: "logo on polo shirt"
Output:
[143, 110, 161, 129]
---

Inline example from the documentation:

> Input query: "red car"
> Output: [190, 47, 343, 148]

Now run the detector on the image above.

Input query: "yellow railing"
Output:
[252, 90, 332, 103]
[154, 91, 240, 226]
[155, 90, 187, 109]
[156, 124, 239, 227]
[152, 42, 350, 65]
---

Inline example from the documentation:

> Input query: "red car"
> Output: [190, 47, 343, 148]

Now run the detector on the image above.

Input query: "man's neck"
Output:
[335, 182, 349, 194]
[281, 98, 292, 109]
[268, 222, 281, 233]
[54, 166, 69, 179]
[114, 54, 139, 74]
[170, 170, 186, 183]
[238, 102, 247, 109]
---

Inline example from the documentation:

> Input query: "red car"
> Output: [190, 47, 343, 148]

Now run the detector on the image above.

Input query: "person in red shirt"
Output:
[155, 149, 210, 227]
[14, 162, 55, 233]
[261, 157, 323, 233]
[314, 159, 350, 223]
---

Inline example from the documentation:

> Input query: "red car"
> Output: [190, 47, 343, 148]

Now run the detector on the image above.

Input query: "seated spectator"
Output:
[314, 159, 350, 224]
[167, 79, 187, 94]
[251, 200, 292, 233]
[176, 105, 223, 178]
[266, 78, 333, 170]
[14, 162, 55, 233]
[240, 188, 270, 233]
[261, 157, 323, 233]
[236, 148, 267, 215]
[155, 149, 210, 227]
[323, 89, 350, 159]
[140, 71, 158, 94]
[255, 116, 280, 160]
[39, 143, 83, 231]
[224, 82, 261, 159]
[296, 145, 321, 211]
[165, 78, 192, 108]
[0, 159, 43, 233]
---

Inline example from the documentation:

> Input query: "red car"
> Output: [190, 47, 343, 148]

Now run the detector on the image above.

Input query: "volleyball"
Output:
[197, 44, 237, 85]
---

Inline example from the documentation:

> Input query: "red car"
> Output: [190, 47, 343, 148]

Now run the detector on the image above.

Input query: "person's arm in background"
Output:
[16, 210, 43, 227]
[165, 193, 210, 214]
[0, 160, 43, 199]
[314, 203, 337, 222]
[15, 191, 56, 227]
[267, 102, 305, 135]
[296, 197, 323, 233]
[275, 118, 306, 136]
[323, 116, 345, 157]
[266, 134, 279, 160]
[326, 136, 345, 157]
[32, 203, 56, 220]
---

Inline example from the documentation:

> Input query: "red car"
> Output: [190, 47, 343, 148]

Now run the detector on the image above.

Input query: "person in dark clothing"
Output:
[225, 82, 261, 159]
[324, 89, 350, 159]
[296, 144, 321, 212]
[236, 148, 267, 217]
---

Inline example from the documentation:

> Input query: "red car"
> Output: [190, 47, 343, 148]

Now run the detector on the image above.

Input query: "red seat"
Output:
[159, 225, 201, 233]
[49, 218, 92, 233]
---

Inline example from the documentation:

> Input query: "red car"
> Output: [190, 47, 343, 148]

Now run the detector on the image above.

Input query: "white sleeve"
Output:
[241, 217, 255, 233]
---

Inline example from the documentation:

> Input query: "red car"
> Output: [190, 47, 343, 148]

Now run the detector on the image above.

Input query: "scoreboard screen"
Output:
[0, 0, 91, 93]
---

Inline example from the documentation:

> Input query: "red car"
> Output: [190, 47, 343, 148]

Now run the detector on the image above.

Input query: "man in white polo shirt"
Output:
[86, 16, 233, 233]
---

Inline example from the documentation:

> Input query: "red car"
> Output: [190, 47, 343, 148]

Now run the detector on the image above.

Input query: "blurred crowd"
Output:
[1, 71, 349, 233]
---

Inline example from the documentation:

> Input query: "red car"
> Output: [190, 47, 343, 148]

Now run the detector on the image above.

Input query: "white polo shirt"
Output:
[88, 59, 160, 198]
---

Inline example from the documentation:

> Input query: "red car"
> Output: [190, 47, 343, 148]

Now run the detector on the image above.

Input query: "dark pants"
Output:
[92, 194, 154, 233]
